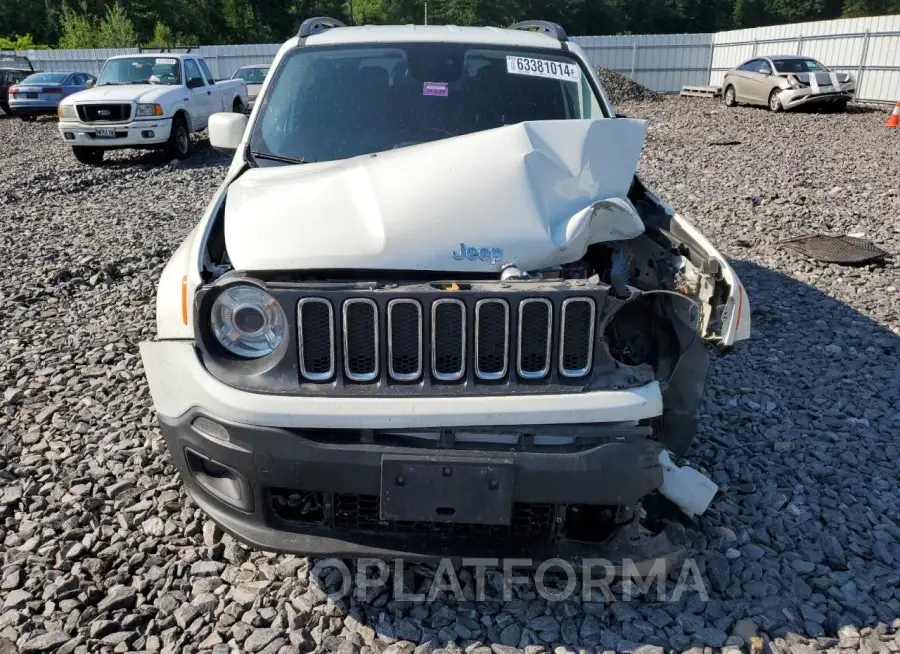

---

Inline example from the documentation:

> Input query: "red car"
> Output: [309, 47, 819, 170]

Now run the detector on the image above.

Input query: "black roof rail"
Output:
[298, 17, 347, 39]
[508, 20, 568, 42]
[137, 46, 199, 54]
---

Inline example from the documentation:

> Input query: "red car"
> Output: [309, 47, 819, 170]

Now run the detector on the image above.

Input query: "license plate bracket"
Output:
[380, 455, 515, 525]
[95, 128, 116, 138]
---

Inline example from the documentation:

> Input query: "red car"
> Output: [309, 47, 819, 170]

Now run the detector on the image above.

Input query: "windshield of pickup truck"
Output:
[97, 56, 182, 86]
[250, 43, 605, 164]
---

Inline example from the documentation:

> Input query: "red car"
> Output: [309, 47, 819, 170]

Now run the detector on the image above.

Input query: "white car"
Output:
[231, 64, 270, 106]
[57, 52, 249, 165]
[140, 18, 751, 564]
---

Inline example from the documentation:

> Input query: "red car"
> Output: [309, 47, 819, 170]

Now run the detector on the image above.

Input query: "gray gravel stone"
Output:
[0, 97, 898, 654]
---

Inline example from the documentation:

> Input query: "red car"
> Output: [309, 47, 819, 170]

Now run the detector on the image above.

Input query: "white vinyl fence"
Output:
[17, 13, 900, 103]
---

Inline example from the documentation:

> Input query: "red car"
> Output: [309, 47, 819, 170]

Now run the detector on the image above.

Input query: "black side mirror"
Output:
[187, 77, 205, 89]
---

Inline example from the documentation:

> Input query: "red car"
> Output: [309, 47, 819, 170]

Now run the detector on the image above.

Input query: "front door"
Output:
[184, 58, 215, 129]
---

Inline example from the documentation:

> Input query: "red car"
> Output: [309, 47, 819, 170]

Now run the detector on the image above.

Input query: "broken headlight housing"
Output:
[210, 285, 286, 359]
[787, 74, 803, 89]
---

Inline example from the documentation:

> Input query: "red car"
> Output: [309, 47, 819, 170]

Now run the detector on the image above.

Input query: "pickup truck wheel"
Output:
[72, 146, 104, 166]
[165, 116, 191, 160]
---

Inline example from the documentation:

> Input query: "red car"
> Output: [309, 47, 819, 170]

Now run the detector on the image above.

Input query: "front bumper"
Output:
[778, 87, 854, 109]
[57, 117, 172, 147]
[140, 340, 664, 429]
[140, 340, 677, 562]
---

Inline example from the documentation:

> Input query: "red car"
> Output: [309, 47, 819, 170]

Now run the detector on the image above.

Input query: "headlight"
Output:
[210, 285, 286, 359]
[787, 75, 802, 89]
[57, 104, 77, 119]
[135, 103, 164, 117]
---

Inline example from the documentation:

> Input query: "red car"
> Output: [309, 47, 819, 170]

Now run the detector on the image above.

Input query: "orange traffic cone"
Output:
[886, 102, 900, 128]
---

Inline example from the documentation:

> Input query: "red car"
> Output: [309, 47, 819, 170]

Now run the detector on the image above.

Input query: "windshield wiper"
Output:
[249, 151, 311, 165]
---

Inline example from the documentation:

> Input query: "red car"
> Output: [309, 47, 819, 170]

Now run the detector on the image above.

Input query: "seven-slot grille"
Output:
[76, 103, 132, 123]
[296, 295, 597, 384]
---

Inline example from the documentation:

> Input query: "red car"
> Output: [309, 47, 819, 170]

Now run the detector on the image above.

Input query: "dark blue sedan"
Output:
[9, 71, 97, 121]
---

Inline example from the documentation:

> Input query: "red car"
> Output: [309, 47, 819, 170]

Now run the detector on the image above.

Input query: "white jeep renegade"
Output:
[139, 17, 751, 566]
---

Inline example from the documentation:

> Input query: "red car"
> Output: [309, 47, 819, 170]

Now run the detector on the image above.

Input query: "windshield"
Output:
[772, 58, 830, 73]
[97, 57, 182, 86]
[22, 72, 69, 85]
[250, 43, 605, 165]
[233, 67, 269, 84]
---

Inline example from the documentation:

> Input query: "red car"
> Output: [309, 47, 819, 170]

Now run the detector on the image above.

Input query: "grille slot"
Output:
[475, 299, 509, 380]
[76, 103, 131, 122]
[343, 299, 379, 382]
[297, 298, 335, 382]
[559, 298, 595, 377]
[517, 298, 552, 379]
[432, 299, 466, 382]
[388, 300, 423, 382]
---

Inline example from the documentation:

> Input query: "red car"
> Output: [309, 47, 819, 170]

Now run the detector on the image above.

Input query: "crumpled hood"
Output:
[63, 85, 175, 105]
[225, 118, 648, 272]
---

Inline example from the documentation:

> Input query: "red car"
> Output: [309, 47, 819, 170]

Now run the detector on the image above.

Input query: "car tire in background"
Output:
[0, 103, 10, 116]
[72, 146, 104, 166]
[164, 115, 191, 161]
[232, 98, 245, 114]
[723, 85, 737, 107]
[768, 89, 783, 112]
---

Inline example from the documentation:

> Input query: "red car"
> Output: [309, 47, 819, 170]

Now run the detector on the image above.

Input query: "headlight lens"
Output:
[210, 285, 286, 359]
[57, 104, 77, 119]
[136, 103, 164, 117]
[787, 75, 802, 89]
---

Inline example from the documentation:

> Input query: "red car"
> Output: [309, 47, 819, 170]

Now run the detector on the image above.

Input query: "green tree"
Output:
[0, 34, 49, 50]
[58, 3, 98, 48]
[146, 20, 174, 46]
[97, 2, 138, 47]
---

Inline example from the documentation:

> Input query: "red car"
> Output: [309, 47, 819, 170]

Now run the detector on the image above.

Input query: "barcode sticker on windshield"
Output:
[156, 58, 177, 65]
[506, 56, 579, 82]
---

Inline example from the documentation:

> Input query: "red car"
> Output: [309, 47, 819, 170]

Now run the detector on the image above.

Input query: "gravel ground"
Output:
[596, 69, 663, 103]
[1, 99, 899, 654]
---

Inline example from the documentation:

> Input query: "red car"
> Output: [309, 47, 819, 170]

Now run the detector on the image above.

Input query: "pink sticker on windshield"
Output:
[423, 82, 449, 97]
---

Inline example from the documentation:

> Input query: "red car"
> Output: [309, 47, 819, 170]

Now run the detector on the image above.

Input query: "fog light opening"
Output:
[141, 130, 155, 138]
[64, 132, 75, 140]
[561, 504, 619, 543]
[184, 448, 252, 513]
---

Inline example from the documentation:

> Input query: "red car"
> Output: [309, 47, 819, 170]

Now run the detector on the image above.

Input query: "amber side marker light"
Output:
[181, 276, 189, 325]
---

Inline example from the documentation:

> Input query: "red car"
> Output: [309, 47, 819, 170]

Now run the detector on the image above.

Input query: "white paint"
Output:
[659, 450, 719, 517]
[139, 340, 665, 425]
[223, 118, 648, 273]
[209, 112, 248, 153]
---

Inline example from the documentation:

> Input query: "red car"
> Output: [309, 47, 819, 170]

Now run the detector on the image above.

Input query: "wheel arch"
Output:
[172, 108, 193, 133]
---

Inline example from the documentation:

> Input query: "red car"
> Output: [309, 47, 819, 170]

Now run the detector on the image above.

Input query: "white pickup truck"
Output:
[57, 52, 248, 165]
